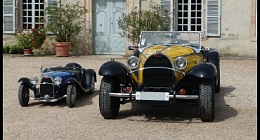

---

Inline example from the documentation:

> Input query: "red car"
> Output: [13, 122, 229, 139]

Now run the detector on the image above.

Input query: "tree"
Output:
[118, 2, 171, 45]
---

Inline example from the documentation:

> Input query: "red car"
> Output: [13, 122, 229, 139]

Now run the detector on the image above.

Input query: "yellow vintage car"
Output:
[98, 31, 220, 122]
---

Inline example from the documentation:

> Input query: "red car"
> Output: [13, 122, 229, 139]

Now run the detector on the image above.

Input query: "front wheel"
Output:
[199, 78, 215, 122]
[99, 76, 120, 119]
[66, 84, 77, 108]
[18, 84, 30, 107]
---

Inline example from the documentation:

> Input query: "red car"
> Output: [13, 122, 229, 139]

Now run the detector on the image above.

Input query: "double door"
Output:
[93, 0, 126, 54]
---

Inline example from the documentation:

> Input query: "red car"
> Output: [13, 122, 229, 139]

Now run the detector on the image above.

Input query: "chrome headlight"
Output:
[54, 77, 62, 85]
[30, 76, 39, 85]
[127, 56, 140, 69]
[175, 57, 187, 70]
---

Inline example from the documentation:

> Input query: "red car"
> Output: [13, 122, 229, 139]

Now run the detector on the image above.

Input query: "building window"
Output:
[177, 0, 202, 31]
[22, 0, 45, 30]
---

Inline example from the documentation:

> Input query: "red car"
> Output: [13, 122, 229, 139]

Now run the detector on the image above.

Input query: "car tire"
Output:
[88, 74, 95, 94]
[99, 76, 120, 119]
[215, 74, 220, 93]
[199, 78, 215, 122]
[66, 84, 77, 108]
[18, 84, 30, 107]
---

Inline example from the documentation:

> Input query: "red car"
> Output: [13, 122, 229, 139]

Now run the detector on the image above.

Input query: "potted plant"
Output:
[16, 25, 47, 55]
[16, 29, 34, 55]
[45, 1, 88, 57]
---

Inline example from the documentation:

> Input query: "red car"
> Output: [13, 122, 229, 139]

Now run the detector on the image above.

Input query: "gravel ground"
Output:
[3, 54, 257, 140]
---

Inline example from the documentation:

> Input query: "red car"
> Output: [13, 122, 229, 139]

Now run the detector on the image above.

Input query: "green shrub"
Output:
[9, 45, 24, 54]
[3, 45, 11, 54]
[118, 2, 171, 45]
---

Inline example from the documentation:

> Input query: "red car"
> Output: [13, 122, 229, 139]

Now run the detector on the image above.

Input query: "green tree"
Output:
[118, 2, 171, 45]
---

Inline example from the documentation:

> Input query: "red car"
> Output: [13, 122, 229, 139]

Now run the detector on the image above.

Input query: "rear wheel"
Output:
[88, 74, 95, 94]
[215, 74, 220, 93]
[66, 84, 77, 108]
[199, 78, 215, 122]
[99, 76, 120, 119]
[18, 84, 30, 107]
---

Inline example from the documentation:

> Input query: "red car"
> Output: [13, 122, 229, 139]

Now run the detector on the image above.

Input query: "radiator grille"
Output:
[143, 55, 174, 88]
[40, 78, 54, 97]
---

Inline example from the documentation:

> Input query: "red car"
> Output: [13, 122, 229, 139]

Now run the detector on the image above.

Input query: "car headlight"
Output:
[175, 57, 187, 70]
[30, 76, 39, 85]
[54, 77, 62, 85]
[127, 56, 140, 69]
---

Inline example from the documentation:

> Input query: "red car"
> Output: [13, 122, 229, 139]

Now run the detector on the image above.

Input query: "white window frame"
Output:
[176, 0, 203, 32]
[158, 0, 174, 31]
[21, 0, 45, 30]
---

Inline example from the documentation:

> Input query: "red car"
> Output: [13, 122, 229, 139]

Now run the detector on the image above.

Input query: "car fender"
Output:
[85, 69, 97, 87]
[186, 62, 217, 78]
[63, 78, 78, 84]
[99, 61, 131, 76]
[18, 77, 33, 89]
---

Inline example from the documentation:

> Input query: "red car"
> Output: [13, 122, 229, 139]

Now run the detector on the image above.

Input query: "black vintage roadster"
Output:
[98, 31, 220, 122]
[18, 62, 96, 108]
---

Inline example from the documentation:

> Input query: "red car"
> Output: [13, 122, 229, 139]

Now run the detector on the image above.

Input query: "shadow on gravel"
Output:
[27, 90, 98, 108]
[116, 86, 238, 123]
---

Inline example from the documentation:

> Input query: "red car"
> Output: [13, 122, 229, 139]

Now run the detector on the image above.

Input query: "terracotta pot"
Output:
[23, 49, 33, 56]
[53, 42, 71, 57]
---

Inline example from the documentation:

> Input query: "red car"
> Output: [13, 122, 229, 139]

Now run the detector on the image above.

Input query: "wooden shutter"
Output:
[206, 0, 221, 36]
[159, 0, 173, 31]
[3, 0, 15, 34]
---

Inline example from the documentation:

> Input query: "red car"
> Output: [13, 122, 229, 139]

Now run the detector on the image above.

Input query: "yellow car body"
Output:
[98, 31, 220, 122]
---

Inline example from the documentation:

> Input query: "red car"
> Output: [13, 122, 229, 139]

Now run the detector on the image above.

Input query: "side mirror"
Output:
[128, 45, 135, 50]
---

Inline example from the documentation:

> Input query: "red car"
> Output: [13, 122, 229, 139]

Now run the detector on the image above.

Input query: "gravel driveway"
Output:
[3, 55, 257, 140]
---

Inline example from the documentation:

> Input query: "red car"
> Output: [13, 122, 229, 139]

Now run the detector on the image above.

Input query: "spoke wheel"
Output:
[66, 84, 77, 108]
[18, 84, 30, 107]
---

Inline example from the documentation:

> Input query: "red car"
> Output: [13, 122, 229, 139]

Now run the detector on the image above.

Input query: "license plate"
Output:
[136, 91, 169, 101]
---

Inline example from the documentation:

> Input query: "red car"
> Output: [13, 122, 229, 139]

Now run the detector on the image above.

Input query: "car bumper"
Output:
[109, 91, 198, 101]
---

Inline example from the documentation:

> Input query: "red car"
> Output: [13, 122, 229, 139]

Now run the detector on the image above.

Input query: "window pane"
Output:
[28, 17, 32, 22]
[197, 26, 201, 31]
[23, 17, 27, 22]
[28, 4, 32, 9]
[35, 4, 39, 9]
[178, 19, 182, 24]
[178, 12, 182, 17]
[23, 4, 27, 9]
[184, 18, 188, 24]
[191, 5, 196, 10]
[178, 5, 182, 10]
[23, 11, 27, 16]
[40, 4, 44, 9]
[197, 18, 201, 24]
[178, 25, 182, 31]
[184, 5, 188, 10]
[191, 12, 196, 17]
[35, 11, 39, 16]
[191, 18, 195, 24]
[35, 0, 39, 3]
[197, 12, 201, 17]
[28, 11, 32, 16]
[191, 25, 196, 31]
[28, 0, 32, 3]
[184, 12, 188, 17]
[197, 5, 201, 10]
[40, 11, 44, 16]
[183, 26, 188, 31]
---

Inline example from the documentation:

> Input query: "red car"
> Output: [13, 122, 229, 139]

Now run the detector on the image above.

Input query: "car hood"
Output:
[41, 71, 71, 79]
[142, 45, 195, 58]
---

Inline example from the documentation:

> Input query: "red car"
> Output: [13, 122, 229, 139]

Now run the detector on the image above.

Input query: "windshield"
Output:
[139, 31, 201, 49]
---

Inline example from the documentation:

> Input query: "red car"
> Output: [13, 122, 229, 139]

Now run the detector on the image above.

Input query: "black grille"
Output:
[40, 78, 54, 97]
[143, 55, 174, 88]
